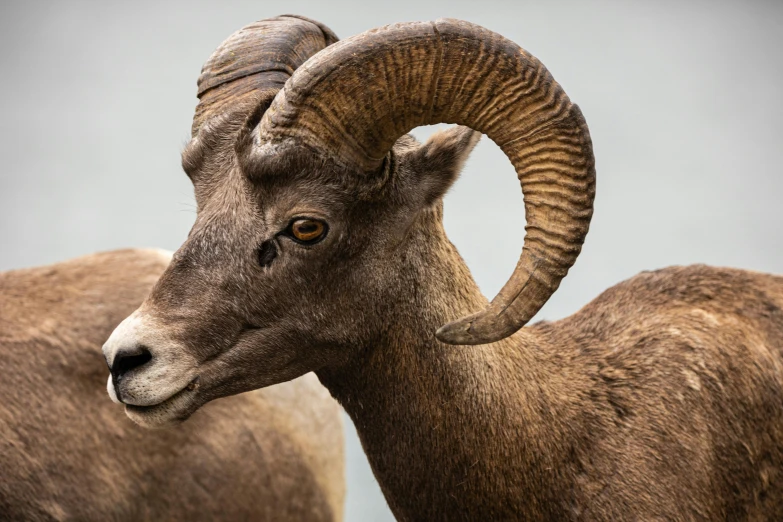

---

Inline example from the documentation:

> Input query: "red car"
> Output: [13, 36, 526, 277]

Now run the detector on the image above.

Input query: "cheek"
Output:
[248, 231, 388, 342]
[203, 327, 319, 394]
[316, 268, 393, 344]
[252, 277, 347, 344]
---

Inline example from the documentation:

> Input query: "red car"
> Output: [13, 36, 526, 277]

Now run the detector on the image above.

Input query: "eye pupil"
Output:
[291, 219, 326, 243]
[297, 223, 319, 234]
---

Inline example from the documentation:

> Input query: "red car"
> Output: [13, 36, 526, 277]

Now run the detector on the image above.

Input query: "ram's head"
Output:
[103, 16, 594, 428]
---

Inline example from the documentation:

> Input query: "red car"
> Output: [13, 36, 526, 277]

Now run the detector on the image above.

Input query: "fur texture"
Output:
[0, 249, 345, 521]
[102, 104, 783, 520]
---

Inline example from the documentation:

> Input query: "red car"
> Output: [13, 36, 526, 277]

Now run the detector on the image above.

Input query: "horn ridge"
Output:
[192, 15, 338, 135]
[258, 18, 596, 345]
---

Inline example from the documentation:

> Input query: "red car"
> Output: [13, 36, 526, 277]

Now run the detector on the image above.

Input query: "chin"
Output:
[124, 387, 203, 429]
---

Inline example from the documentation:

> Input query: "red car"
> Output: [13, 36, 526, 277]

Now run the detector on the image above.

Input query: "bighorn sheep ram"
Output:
[0, 249, 344, 521]
[102, 15, 783, 520]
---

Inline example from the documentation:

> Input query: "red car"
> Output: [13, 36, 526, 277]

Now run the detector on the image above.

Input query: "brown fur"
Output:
[0, 249, 345, 521]
[105, 95, 783, 520]
[320, 259, 783, 520]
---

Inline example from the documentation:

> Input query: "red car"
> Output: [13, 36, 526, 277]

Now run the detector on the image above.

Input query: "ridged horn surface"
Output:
[257, 19, 595, 345]
[192, 14, 338, 135]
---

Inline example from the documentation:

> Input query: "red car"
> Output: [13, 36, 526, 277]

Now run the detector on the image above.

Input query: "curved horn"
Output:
[192, 14, 338, 135]
[257, 19, 595, 345]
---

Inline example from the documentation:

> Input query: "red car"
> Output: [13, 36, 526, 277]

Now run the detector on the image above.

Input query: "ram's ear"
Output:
[403, 126, 481, 206]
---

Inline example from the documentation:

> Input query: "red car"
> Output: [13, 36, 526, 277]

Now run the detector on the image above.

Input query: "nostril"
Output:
[111, 346, 152, 382]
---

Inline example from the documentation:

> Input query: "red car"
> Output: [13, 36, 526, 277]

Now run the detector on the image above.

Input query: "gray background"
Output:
[1, 1, 781, 520]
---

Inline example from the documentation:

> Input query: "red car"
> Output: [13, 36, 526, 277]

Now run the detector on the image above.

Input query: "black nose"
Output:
[110, 346, 152, 383]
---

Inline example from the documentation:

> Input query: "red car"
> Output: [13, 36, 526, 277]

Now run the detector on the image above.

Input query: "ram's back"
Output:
[542, 265, 783, 519]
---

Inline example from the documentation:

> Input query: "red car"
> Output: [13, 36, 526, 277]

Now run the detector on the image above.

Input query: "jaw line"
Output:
[123, 376, 201, 428]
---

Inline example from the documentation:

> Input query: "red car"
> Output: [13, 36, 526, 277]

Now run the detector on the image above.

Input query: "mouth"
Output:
[114, 326, 275, 429]
[123, 376, 202, 429]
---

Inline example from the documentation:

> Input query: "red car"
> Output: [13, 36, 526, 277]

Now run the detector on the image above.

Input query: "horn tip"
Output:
[435, 321, 471, 345]
[436, 312, 520, 346]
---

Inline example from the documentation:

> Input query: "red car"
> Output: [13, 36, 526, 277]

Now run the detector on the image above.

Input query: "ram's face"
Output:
[101, 103, 480, 429]
[101, 147, 377, 427]
[102, 16, 595, 428]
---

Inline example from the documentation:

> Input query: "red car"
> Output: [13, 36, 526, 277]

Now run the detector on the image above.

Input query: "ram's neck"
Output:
[317, 210, 582, 520]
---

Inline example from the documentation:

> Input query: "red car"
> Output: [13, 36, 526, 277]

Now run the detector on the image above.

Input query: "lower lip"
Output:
[124, 376, 200, 413]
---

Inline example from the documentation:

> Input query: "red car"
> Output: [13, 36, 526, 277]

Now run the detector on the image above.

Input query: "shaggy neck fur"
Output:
[318, 206, 587, 520]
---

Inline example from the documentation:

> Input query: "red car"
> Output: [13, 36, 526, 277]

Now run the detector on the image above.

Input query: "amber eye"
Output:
[287, 218, 328, 244]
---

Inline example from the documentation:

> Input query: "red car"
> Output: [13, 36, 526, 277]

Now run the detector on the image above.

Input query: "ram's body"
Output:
[0, 249, 344, 521]
[99, 15, 783, 521]
[324, 261, 783, 520]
